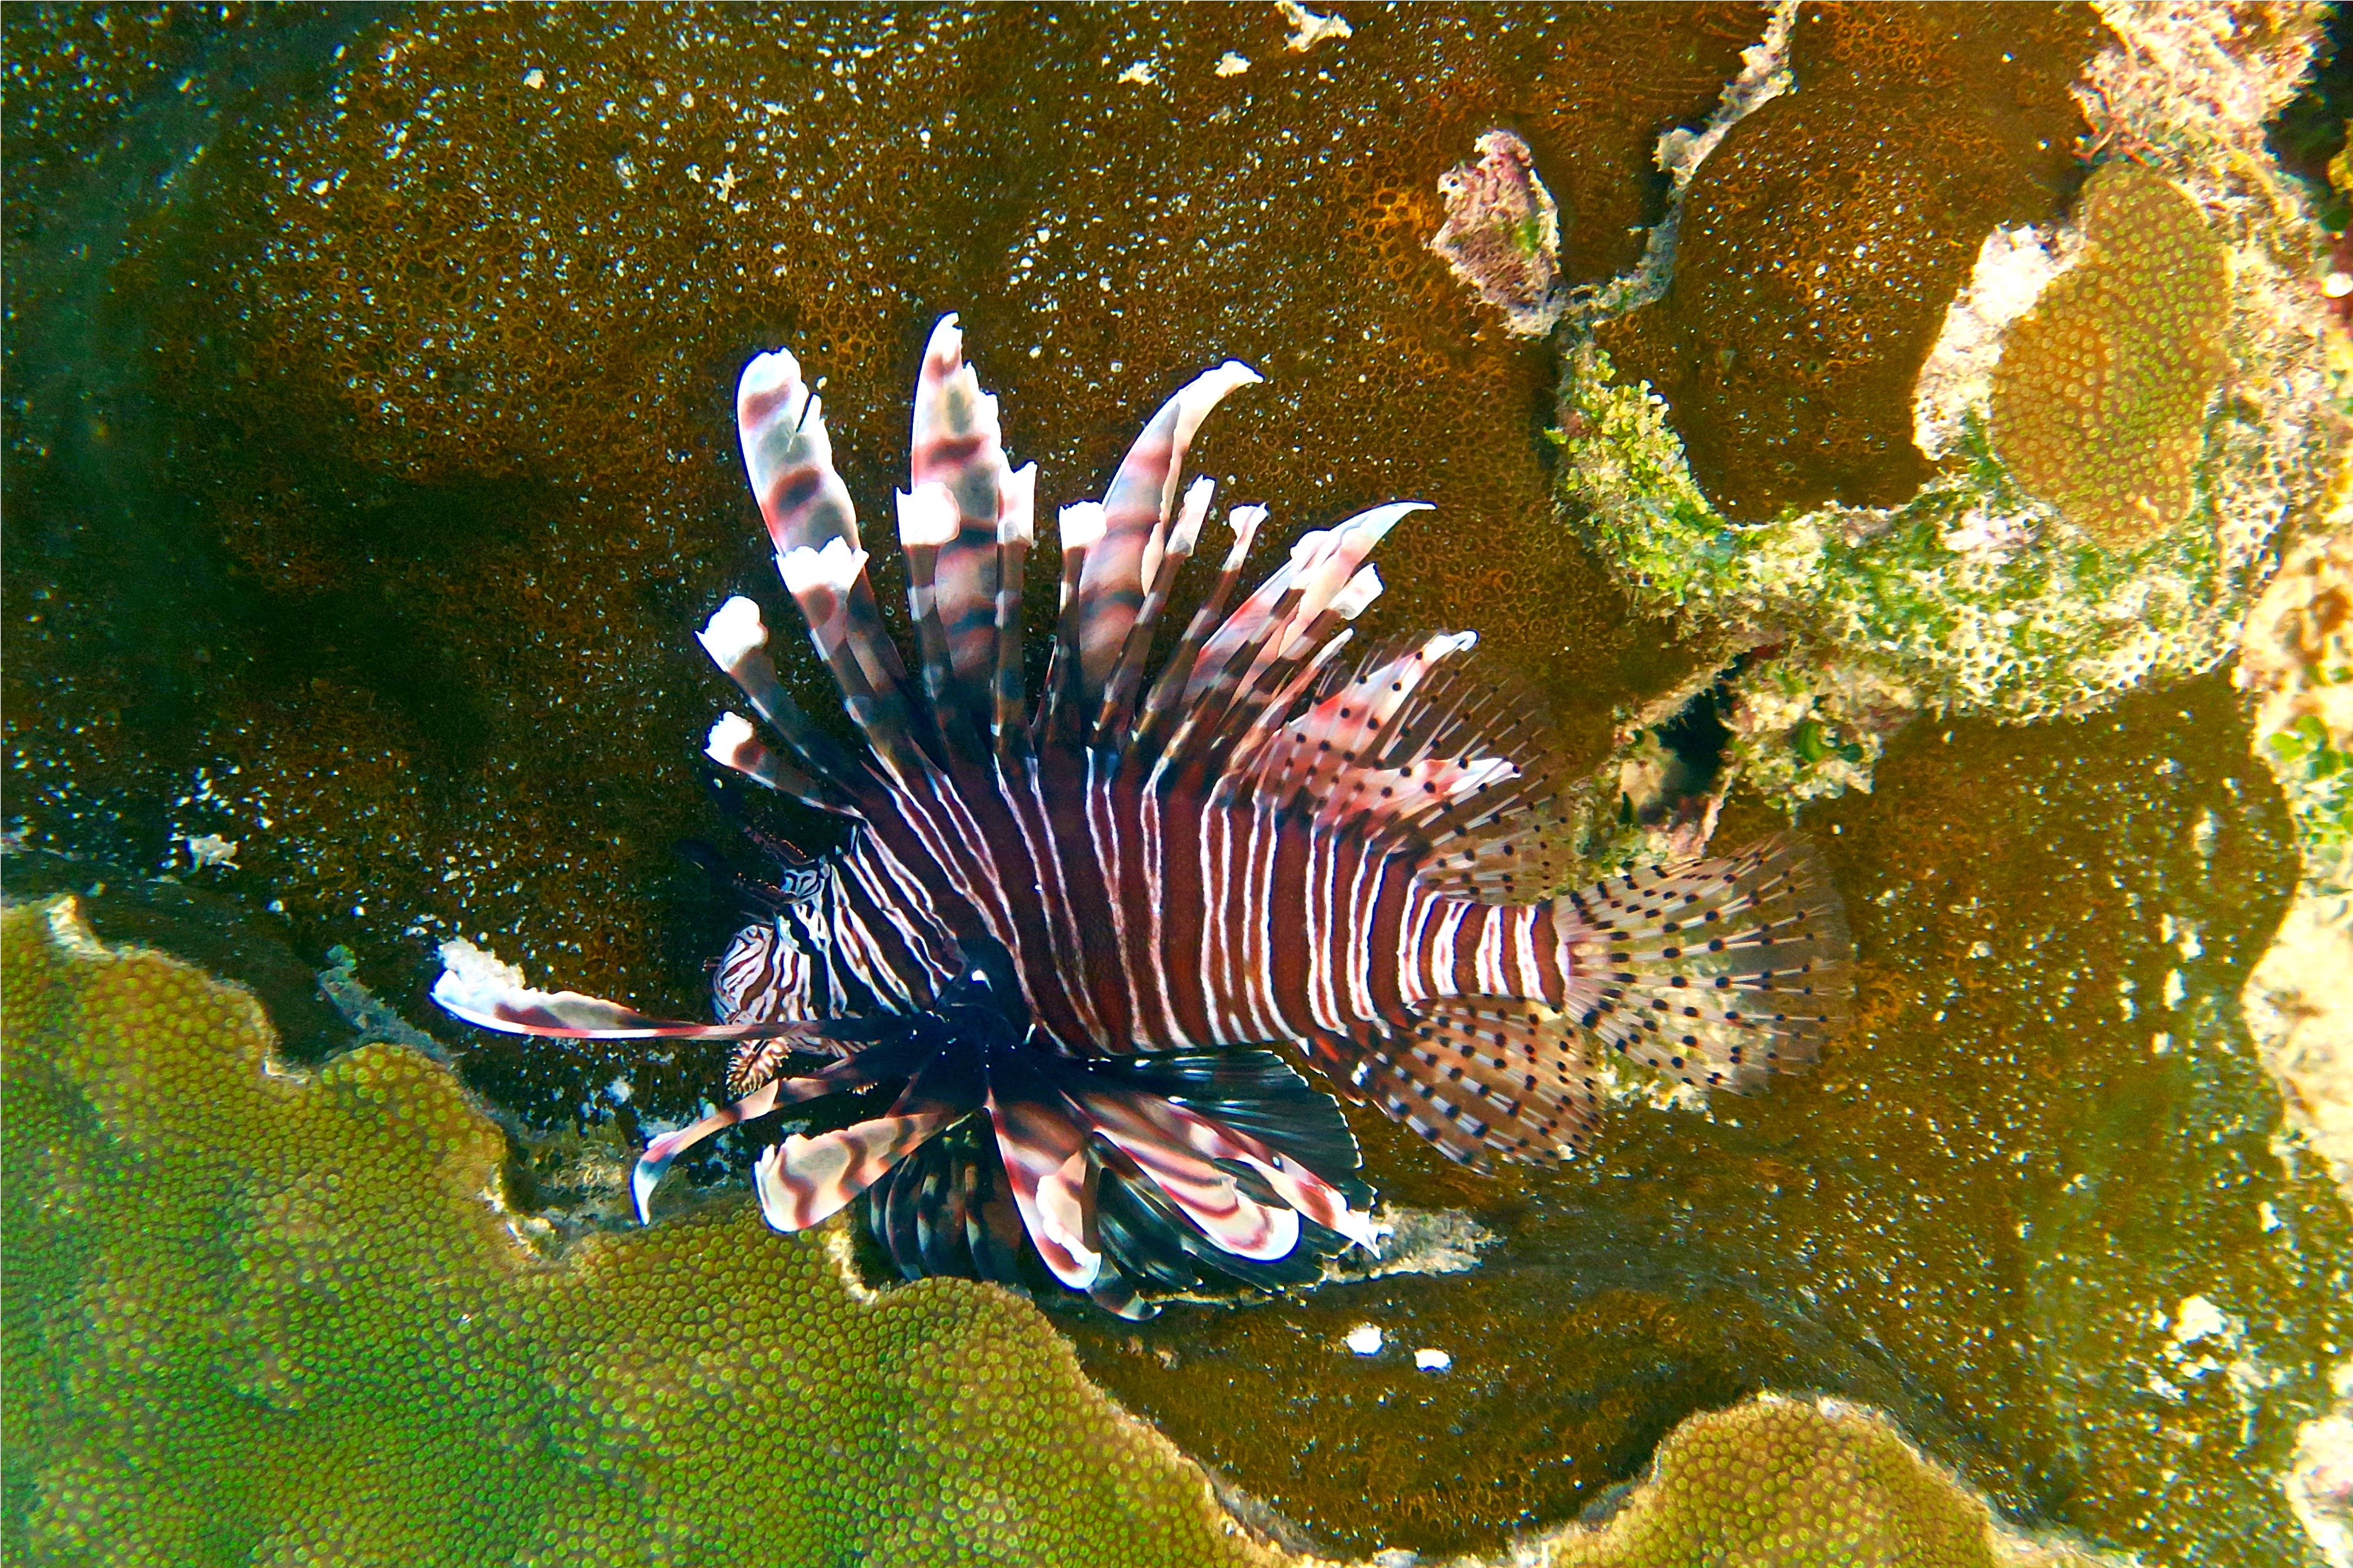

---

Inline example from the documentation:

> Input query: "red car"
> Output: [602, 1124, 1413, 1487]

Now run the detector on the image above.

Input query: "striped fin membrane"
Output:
[430, 313, 1852, 1315]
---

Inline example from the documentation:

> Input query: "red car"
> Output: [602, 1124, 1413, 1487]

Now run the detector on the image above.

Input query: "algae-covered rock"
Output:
[1555, 3, 2340, 805]
[1989, 165, 2232, 549]
[0, 899, 1275, 1568]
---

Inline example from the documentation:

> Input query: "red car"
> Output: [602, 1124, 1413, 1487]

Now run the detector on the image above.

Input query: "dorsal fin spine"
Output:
[1037, 502, 1105, 750]
[1132, 503, 1266, 763]
[695, 595, 869, 808]
[896, 482, 972, 757]
[1071, 362, 1261, 709]
[780, 540, 930, 785]
[992, 464, 1038, 760]
[1093, 475, 1214, 753]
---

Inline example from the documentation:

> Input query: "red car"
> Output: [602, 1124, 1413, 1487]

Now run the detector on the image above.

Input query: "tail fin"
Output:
[1555, 834, 1852, 1096]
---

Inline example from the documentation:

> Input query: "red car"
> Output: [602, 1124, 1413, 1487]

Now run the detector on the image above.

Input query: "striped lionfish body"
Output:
[434, 316, 1852, 1317]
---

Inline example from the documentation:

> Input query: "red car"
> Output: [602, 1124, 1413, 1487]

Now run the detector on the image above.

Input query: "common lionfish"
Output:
[434, 316, 1852, 1317]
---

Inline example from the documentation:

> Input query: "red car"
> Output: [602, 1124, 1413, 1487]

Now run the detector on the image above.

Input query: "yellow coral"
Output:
[1546, 1395, 2110, 1568]
[0, 899, 1273, 1568]
[1989, 164, 2231, 549]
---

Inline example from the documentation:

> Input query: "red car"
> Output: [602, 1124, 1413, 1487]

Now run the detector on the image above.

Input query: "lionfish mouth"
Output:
[433, 935, 1379, 1319]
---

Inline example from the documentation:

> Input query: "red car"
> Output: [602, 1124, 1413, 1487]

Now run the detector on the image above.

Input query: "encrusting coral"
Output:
[1550, 1, 2340, 808]
[2, 897, 2135, 1568]
[0, 899, 1278, 1568]
[2238, 523, 2353, 1565]
[1430, 129, 1567, 336]
[1988, 164, 2232, 550]
[1533, 1395, 2114, 1568]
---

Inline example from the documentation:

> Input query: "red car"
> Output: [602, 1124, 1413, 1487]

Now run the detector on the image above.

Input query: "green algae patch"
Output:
[0, 900, 1275, 1568]
[1555, 7, 2337, 807]
[1989, 165, 2231, 550]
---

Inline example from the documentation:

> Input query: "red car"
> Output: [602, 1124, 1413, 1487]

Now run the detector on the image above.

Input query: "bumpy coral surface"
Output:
[1556, 4, 2339, 805]
[6, 8, 2351, 1565]
[1593, 3, 2103, 518]
[0, 900, 1275, 1568]
[1062, 674, 2352, 1563]
[2242, 527, 2353, 892]
[1547, 1396, 2087, 1568]
[1989, 165, 2232, 548]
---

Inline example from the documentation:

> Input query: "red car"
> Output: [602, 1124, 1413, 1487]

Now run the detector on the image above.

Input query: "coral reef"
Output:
[3, 4, 1757, 1083]
[1592, 3, 2103, 518]
[0, 898, 1278, 1568]
[1062, 673, 2352, 1564]
[1987, 165, 2232, 548]
[7, 7, 2352, 1565]
[1534, 1395, 2112, 1568]
[2240, 521, 2353, 1567]
[2242, 527, 2353, 894]
[1555, 1, 2340, 806]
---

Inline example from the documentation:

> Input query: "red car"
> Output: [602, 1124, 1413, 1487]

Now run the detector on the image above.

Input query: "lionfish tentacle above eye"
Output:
[431, 310, 1853, 1315]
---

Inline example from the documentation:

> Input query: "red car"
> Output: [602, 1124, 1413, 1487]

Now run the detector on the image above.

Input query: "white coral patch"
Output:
[1912, 222, 2084, 461]
[1277, 0, 1350, 52]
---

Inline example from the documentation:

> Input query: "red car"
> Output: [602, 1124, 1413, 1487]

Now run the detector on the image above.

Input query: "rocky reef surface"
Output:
[4, 4, 2349, 1564]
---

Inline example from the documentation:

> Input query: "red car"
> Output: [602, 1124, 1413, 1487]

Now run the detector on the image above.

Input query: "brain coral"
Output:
[1550, 1394, 2108, 1568]
[4, 894, 2154, 1568]
[0, 898, 1275, 1568]
[1989, 164, 2232, 549]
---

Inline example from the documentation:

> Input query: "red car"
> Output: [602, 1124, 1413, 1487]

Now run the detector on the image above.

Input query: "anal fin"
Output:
[1362, 999, 1603, 1170]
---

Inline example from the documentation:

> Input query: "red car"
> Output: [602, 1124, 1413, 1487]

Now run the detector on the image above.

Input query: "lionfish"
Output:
[433, 316, 1851, 1317]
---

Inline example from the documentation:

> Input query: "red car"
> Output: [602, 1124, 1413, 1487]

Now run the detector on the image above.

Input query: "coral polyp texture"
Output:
[1541, 1395, 2111, 1568]
[1553, 2, 2341, 804]
[1987, 165, 2232, 550]
[0, 901, 1275, 1568]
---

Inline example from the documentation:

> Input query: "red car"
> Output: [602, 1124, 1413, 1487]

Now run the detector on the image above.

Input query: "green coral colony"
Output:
[0, 906, 2111, 1565]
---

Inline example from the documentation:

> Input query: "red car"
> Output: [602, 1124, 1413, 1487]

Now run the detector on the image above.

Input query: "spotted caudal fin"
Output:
[1554, 834, 1852, 1095]
[1067, 359, 1262, 717]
